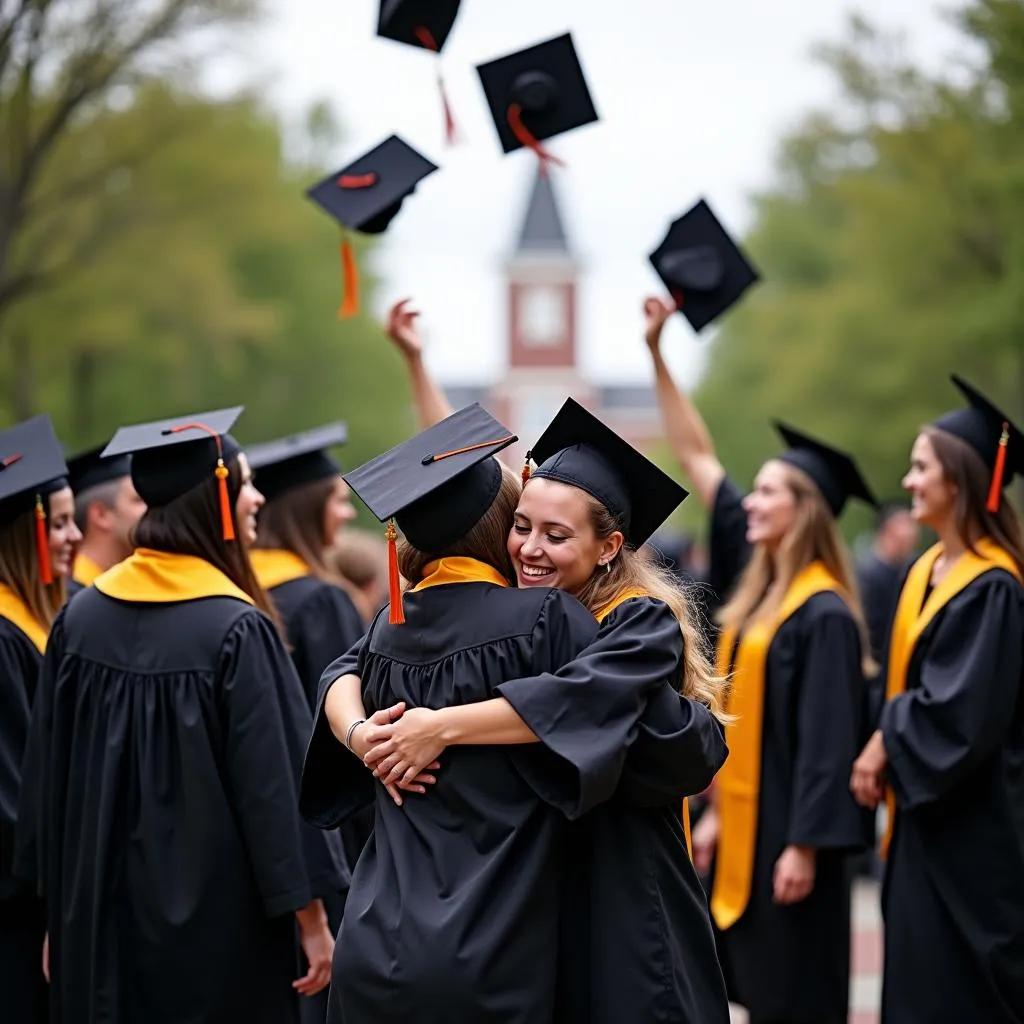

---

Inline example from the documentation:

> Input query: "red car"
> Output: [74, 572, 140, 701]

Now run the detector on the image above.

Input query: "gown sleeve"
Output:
[500, 597, 704, 816]
[786, 600, 868, 849]
[0, 631, 42, 898]
[708, 475, 751, 610]
[299, 628, 374, 830]
[219, 612, 335, 916]
[881, 572, 1024, 809]
[290, 584, 365, 711]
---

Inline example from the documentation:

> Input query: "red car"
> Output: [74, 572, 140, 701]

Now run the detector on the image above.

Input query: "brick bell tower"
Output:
[492, 165, 593, 464]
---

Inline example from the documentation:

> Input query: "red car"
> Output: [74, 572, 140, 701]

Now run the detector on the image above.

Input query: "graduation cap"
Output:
[774, 422, 878, 517]
[0, 415, 69, 584]
[103, 407, 244, 541]
[934, 374, 1024, 513]
[344, 404, 518, 623]
[524, 398, 688, 549]
[66, 442, 131, 495]
[306, 135, 438, 318]
[649, 199, 760, 333]
[247, 422, 348, 503]
[377, 0, 463, 144]
[476, 33, 598, 175]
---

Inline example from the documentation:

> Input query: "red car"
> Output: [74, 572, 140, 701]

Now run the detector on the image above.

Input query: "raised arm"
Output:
[643, 297, 726, 510]
[385, 299, 453, 429]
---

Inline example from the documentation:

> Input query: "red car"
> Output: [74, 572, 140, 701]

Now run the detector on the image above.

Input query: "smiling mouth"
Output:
[519, 564, 555, 581]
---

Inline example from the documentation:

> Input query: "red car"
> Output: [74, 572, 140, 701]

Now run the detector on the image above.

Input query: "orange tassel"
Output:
[386, 519, 405, 625]
[215, 461, 235, 541]
[35, 495, 53, 585]
[507, 104, 566, 178]
[438, 72, 458, 146]
[522, 451, 532, 485]
[339, 239, 359, 319]
[987, 422, 1010, 513]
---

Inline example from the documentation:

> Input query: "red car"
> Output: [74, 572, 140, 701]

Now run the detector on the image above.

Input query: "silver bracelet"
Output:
[344, 718, 366, 752]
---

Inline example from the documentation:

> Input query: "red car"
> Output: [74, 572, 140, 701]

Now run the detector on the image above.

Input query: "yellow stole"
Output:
[711, 561, 843, 930]
[410, 557, 510, 592]
[71, 553, 104, 589]
[0, 582, 48, 653]
[595, 585, 693, 856]
[95, 548, 255, 605]
[249, 548, 312, 590]
[880, 538, 1022, 858]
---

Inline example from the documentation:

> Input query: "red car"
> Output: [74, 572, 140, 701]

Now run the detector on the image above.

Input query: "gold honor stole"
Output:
[71, 553, 104, 589]
[410, 557, 510, 592]
[249, 548, 312, 590]
[0, 582, 48, 653]
[880, 538, 1022, 858]
[95, 548, 255, 605]
[711, 561, 843, 930]
[595, 586, 694, 857]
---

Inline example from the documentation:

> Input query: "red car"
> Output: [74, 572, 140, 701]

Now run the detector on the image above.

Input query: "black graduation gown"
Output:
[14, 586, 346, 1024]
[301, 581, 601, 1024]
[0, 618, 47, 1024]
[63, 578, 85, 601]
[266, 572, 364, 1024]
[880, 570, 1024, 1024]
[497, 596, 731, 1024]
[710, 477, 867, 1024]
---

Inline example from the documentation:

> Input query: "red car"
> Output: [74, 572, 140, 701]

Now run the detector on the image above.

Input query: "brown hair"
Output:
[717, 460, 875, 676]
[254, 476, 345, 584]
[569, 493, 729, 722]
[0, 506, 64, 631]
[327, 529, 389, 622]
[131, 454, 282, 631]
[924, 426, 1024, 576]
[397, 463, 520, 585]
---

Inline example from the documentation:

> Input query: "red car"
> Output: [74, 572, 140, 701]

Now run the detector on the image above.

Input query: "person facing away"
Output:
[14, 406, 339, 1024]
[65, 444, 145, 599]
[338, 396, 732, 1024]
[0, 415, 73, 1024]
[643, 295, 874, 1024]
[855, 501, 920, 665]
[301, 404, 610, 1024]
[851, 375, 1024, 1024]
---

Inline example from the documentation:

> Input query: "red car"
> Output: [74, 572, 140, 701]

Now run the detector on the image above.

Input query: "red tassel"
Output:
[35, 496, 53, 585]
[215, 461, 235, 541]
[339, 240, 359, 319]
[386, 519, 405, 625]
[987, 422, 1010, 513]
[507, 104, 566, 177]
[522, 451, 532, 486]
[438, 72, 458, 146]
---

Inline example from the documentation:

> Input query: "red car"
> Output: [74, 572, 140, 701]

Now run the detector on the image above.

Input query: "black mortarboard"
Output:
[66, 443, 131, 495]
[0, 415, 69, 583]
[476, 34, 598, 169]
[248, 422, 348, 503]
[103, 408, 243, 538]
[345, 405, 518, 625]
[526, 398, 688, 549]
[774, 422, 878, 517]
[377, 0, 461, 52]
[933, 374, 1024, 511]
[649, 199, 760, 333]
[306, 135, 439, 318]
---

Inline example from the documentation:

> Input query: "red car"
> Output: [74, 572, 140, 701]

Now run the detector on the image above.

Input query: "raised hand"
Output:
[385, 298, 424, 360]
[643, 295, 675, 351]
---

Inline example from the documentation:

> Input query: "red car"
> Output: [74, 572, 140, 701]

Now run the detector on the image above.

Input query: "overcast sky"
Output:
[245, 0, 963, 387]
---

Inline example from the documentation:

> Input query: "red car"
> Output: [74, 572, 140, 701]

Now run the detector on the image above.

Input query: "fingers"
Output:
[364, 742, 396, 768]
[369, 702, 405, 725]
[385, 782, 404, 806]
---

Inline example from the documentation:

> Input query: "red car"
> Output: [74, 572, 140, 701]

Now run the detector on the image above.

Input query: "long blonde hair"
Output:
[572, 493, 729, 723]
[717, 460, 876, 676]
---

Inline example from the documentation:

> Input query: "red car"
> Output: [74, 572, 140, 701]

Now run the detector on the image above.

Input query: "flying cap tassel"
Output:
[336, 173, 378, 319]
[385, 519, 405, 625]
[35, 495, 53, 584]
[522, 450, 532, 485]
[413, 27, 459, 146]
[163, 422, 236, 541]
[987, 422, 1010, 513]
[507, 104, 566, 178]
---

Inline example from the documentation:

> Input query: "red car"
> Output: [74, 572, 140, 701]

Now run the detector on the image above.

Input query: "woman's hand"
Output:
[772, 845, 816, 905]
[364, 707, 449, 792]
[691, 805, 719, 876]
[293, 900, 334, 996]
[385, 298, 424, 361]
[850, 729, 888, 809]
[643, 296, 675, 352]
[350, 704, 439, 806]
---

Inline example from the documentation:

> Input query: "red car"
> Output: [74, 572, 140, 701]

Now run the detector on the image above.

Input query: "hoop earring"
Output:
[603, 560, 612, 575]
